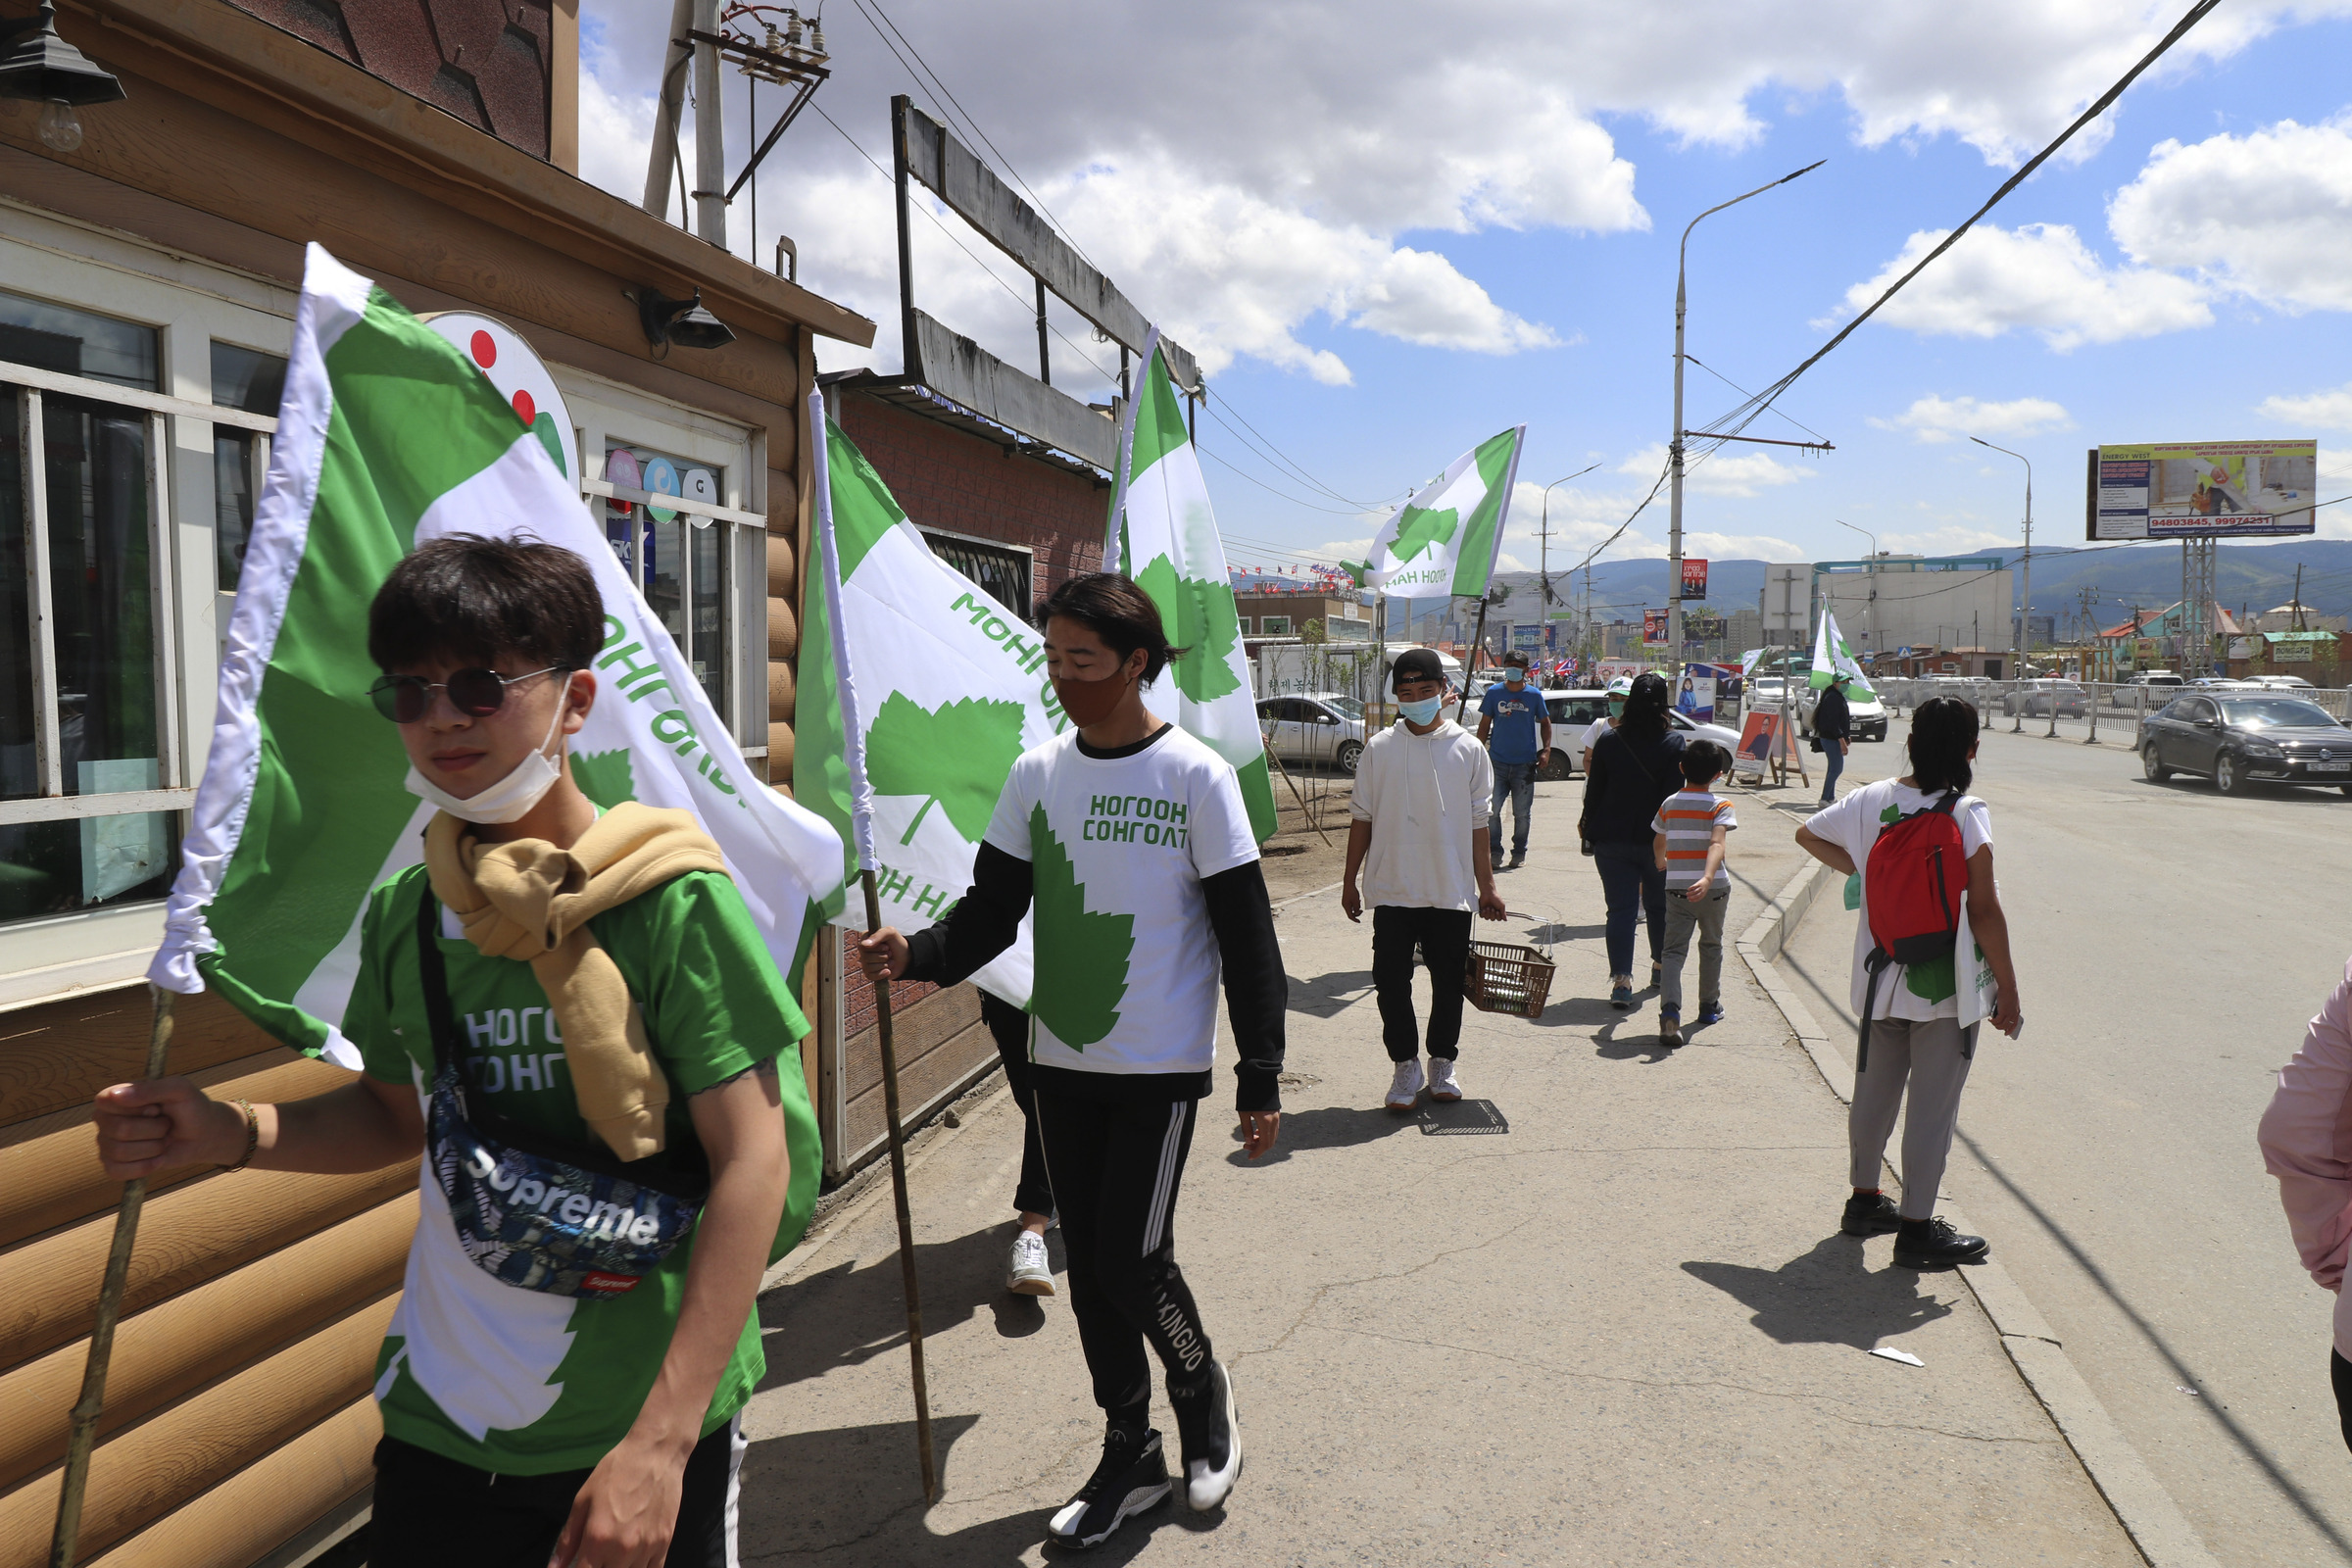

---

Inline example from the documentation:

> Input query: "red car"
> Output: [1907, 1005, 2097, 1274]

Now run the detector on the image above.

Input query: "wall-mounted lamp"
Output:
[0, 2, 125, 154]
[635, 286, 735, 352]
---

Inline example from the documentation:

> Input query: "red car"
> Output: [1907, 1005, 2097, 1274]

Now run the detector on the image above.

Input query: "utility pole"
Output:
[690, 0, 727, 247]
[1668, 162, 1824, 670]
[2294, 564, 2306, 629]
[643, 0, 695, 220]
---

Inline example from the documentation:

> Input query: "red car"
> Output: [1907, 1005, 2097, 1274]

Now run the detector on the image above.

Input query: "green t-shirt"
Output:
[346, 864, 808, 1475]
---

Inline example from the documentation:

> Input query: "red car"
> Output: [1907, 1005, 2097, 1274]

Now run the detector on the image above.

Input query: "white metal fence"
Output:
[1870, 678, 2352, 743]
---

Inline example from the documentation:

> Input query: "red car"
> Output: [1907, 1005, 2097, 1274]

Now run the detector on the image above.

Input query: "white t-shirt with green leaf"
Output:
[983, 725, 1259, 1076]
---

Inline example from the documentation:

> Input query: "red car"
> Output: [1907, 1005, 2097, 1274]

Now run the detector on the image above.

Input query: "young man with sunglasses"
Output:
[93, 534, 799, 1568]
[858, 572, 1285, 1551]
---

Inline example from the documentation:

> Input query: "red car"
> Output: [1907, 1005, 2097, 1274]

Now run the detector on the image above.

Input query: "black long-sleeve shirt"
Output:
[904, 743, 1290, 1114]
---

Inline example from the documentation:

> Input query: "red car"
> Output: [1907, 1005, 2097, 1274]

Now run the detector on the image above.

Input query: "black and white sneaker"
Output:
[1893, 1216, 1988, 1269]
[1169, 1359, 1242, 1512]
[1046, 1425, 1171, 1549]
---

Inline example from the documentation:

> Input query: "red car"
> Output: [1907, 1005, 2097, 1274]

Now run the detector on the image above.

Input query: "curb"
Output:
[1739, 858, 2219, 1568]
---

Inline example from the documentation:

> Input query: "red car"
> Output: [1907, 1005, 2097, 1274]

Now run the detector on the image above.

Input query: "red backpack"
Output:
[1856, 790, 1965, 1069]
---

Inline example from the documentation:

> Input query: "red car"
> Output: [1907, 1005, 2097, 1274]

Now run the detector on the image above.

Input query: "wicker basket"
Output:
[1465, 937, 1555, 1018]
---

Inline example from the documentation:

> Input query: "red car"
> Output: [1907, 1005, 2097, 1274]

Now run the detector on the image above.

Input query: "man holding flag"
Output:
[84, 246, 834, 1568]
[97, 536, 796, 1566]
[857, 573, 1286, 1550]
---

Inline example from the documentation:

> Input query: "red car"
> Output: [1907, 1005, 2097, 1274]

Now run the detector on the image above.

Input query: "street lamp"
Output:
[1970, 436, 2033, 685]
[1669, 159, 1824, 663]
[1834, 518, 1877, 663]
[1539, 464, 1601, 665]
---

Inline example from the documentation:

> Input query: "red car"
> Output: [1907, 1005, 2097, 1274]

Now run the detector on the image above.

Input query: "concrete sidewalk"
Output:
[739, 774, 2140, 1565]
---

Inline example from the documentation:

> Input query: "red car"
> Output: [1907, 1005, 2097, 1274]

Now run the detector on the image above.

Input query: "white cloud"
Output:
[2260, 383, 2352, 433]
[2110, 116, 2352, 313]
[1882, 524, 2019, 555]
[1688, 529, 1801, 559]
[1832, 222, 2212, 350]
[577, 0, 2343, 381]
[1619, 443, 1811, 498]
[1871, 394, 2075, 444]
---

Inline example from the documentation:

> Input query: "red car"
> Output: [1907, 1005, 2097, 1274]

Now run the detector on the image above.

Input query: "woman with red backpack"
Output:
[1795, 697, 2023, 1269]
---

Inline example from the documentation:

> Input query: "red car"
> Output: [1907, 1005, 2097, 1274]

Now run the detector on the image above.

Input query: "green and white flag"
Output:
[1810, 603, 1877, 697]
[1362, 426, 1526, 600]
[1104, 332, 1277, 842]
[149, 246, 843, 1128]
[796, 394, 1049, 1004]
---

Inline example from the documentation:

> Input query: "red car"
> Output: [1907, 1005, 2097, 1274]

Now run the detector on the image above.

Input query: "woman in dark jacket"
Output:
[1585, 672, 1687, 1009]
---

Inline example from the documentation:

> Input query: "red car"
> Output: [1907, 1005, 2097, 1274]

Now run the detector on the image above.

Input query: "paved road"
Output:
[738, 771, 2141, 1564]
[1781, 714, 2352, 1565]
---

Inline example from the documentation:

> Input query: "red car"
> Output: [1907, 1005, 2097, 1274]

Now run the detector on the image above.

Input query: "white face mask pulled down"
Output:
[403, 685, 570, 825]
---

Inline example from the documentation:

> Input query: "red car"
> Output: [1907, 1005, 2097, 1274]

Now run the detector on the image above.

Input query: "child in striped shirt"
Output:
[1650, 741, 1736, 1048]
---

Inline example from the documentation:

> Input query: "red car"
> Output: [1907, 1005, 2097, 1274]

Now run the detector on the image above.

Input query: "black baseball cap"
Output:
[1392, 648, 1446, 691]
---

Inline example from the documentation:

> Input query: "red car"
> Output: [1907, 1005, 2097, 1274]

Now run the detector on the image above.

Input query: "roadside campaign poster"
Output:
[1733, 710, 1794, 780]
[1678, 662, 1739, 723]
[1596, 659, 1647, 687]
[1642, 608, 1669, 646]
[2089, 440, 2318, 540]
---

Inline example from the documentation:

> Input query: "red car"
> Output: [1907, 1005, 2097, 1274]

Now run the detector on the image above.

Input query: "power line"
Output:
[1689, 0, 2224, 453]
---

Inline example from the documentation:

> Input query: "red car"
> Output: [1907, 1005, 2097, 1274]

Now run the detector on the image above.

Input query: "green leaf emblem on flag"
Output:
[1134, 554, 1242, 704]
[866, 692, 1029, 845]
[572, 749, 637, 811]
[1029, 805, 1132, 1049]
[1390, 504, 1459, 564]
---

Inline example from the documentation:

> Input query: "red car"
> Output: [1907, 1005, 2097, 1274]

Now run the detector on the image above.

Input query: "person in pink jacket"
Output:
[2257, 960, 2352, 1454]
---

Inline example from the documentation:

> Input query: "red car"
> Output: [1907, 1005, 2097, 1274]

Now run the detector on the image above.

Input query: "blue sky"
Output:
[577, 2, 2352, 598]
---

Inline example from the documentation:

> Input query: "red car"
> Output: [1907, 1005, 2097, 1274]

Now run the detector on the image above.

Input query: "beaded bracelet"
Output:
[224, 1099, 260, 1172]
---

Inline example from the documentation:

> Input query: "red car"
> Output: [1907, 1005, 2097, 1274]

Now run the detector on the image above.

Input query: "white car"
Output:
[1795, 682, 1890, 741]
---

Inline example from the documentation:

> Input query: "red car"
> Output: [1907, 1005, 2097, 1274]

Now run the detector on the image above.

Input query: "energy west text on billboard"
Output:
[2085, 440, 2318, 540]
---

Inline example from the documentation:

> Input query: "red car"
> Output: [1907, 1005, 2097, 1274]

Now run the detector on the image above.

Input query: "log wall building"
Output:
[0, 3, 871, 1563]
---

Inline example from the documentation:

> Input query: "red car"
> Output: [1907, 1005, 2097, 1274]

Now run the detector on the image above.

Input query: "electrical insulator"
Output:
[763, 24, 781, 51]
[808, 20, 825, 55]
[783, 11, 802, 47]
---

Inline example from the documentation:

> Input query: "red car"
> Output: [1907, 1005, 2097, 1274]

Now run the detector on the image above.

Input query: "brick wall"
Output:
[838, 392, 1107, 604]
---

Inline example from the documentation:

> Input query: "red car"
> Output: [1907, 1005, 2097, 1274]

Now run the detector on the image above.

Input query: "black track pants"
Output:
[369, 1415, 743, 1567]
[1033, 1086, 1215, 1429]
[981, 992, 1055, 1219]
[1373, 905, 1472, 1062]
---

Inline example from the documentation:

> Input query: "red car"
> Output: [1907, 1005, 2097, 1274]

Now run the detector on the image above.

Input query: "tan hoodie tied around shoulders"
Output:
[422, 803, 730, 1161]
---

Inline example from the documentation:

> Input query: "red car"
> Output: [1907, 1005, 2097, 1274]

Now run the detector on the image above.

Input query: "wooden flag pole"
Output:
[859, 871, 938, 1503]
[51, 986, 175, 1568]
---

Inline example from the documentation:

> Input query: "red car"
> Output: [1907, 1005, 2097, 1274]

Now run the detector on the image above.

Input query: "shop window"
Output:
[211, 342, 286, 585]
[1, 370, 179, 926]
[920, 530, 1031, 617]
[0, 287, 158, 390]
[602, 440, 728, 715]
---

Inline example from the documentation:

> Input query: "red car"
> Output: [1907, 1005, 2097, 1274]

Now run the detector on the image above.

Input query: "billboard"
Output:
[2087, 441, 2318, 540]
[1682, 558, 1708, 599]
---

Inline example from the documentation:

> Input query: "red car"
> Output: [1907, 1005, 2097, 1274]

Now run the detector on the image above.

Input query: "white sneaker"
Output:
[1386, 1057, 1425, 1112]
[1006, 1229, 1054, 1297]
[1428, 1057, 1462, 1102]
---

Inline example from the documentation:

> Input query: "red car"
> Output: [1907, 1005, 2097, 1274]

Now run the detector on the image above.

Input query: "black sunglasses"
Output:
[368, 665, 566, 724]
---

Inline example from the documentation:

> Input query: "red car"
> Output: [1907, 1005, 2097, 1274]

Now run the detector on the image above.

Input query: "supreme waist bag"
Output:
[1855, 790, 1966, 1071]
[415, 892, 707, 1298]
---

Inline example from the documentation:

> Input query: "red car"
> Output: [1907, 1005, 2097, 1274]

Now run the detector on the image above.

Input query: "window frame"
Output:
[0, 212, 298, 995]
[556, 368, 767, 758]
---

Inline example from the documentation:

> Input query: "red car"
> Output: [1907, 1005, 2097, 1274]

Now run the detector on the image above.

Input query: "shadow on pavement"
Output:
[1288, 967, 1374, 1019]
[739, 1414, 1234, 1566]
[759, 1222, 1046, 1390]
[1682, 1234, 1954, 1349]
[1227, 1102, 1418, 1165]
[2132, 774, 2352, 807]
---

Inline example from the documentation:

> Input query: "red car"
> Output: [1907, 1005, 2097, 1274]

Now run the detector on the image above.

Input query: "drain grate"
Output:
[1418, 1099, 1508, 1136]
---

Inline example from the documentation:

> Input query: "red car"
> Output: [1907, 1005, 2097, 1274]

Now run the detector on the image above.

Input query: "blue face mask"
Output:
[1505, 670, 1525, 686]
[1397, 695, 1445, 725]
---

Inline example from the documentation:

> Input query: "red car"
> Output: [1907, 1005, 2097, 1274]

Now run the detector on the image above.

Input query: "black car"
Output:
[2138, 694, 2352, 797]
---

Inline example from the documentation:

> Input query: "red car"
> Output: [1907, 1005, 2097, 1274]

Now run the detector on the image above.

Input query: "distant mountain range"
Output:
[1446, 540, 2352, 635]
